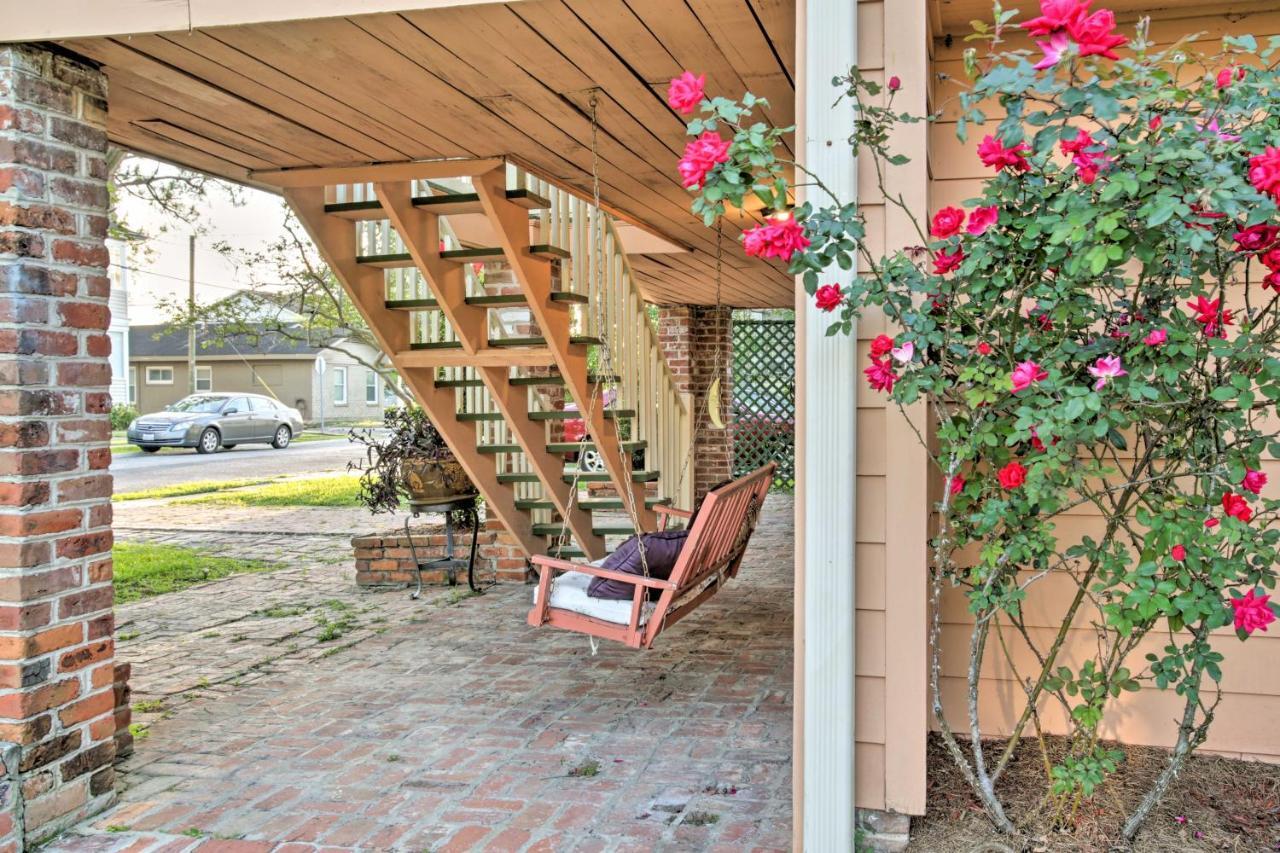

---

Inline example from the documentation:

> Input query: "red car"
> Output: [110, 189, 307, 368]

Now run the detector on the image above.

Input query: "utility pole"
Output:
[187, 234, 197, 394]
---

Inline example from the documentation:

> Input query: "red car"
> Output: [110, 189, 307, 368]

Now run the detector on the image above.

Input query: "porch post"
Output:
[794, 0, 857, 848]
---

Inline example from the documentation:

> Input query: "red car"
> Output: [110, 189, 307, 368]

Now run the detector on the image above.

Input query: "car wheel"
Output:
[271, 425, 292, 449]
[581, 449, 606, 473]
[141, 446, 160, 454]
[196, 427, 221, 454]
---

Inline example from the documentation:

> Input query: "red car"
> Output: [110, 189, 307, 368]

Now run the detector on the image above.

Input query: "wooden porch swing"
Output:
[526, 462, 775, 649]
[523, 90, 775, 649]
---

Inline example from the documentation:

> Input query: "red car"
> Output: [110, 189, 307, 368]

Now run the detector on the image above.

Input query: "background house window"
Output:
[365, 370, 379, 405]
[195, 365, 213, 392]
[333, 366, 348, 405]
[128, 367, 137, 405]
[146, 366, 174, 385]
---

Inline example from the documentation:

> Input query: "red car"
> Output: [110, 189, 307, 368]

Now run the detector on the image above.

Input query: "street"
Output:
[110, 436, 366, 494]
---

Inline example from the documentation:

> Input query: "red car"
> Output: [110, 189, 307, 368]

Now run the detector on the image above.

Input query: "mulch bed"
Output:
[907, 734, 1280, 852]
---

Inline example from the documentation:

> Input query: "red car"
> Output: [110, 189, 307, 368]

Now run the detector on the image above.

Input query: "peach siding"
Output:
[854, 0, 931, 815]
[926, 6, 1280, 761]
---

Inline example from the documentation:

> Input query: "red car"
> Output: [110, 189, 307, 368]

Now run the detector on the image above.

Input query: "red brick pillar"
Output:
[657, 305, 734, 503]
[0, 44, 116, 846]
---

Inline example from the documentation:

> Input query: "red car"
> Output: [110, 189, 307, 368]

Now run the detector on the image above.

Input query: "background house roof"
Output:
[129, 324, 324, 359]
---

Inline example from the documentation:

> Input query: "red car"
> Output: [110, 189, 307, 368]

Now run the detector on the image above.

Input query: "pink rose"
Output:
[1010, 361, 1048, 393]
[1186, 295, 1234, 338]
[1034, 31, 1071, 70]
[870, 334, 895, 358]
[888, 75, 902, 92]
[1234, 224, 1280, 252]
[814, 284, 844, 312]
[677, 131, 732, 190]
[1067, 8, 1127, 60]
[997, 461, 1028, 490]
[933, 247, 965, 274]
[1249, 147, 1280, 200]
[1170, 545, 1186, 561]
[931, 206, 965, 238]
[978, 135, 1031, 173]
[667, 71, 706, 115]
[1021, 0, 1090, 37]
[1148, 115, 1163, 131]
[864, 357, 897, 392]
[1242, 468, 1267, 495]
[1261, 247, 1280, 271]
[1265, 272, 1280, 291]
[1216, 67, 1234, 90]
[1231, 589, 1276, 635]
[1088, 355, 1126, 390]
[967, 205, 999, 236]
[741, 215, 811, 262]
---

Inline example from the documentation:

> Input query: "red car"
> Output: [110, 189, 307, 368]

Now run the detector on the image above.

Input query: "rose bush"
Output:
[675, 0, 1280, 841]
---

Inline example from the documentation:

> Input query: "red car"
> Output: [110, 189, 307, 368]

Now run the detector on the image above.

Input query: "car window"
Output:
[170, 395, 230, 414]
[249, 397, 278, 412]
[224, 397, 250, 413]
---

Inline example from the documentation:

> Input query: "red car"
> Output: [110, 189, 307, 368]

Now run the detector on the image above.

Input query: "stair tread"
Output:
[516, 497, 670, 510]
[528, 408, 634, 420]
[324, 187, 549, 220]
[477, 440, 647, 454]
[563, 469, 659, 483]
[387, 291, 587, 311]
[532, 522, 636, 536]
[508, 373, 618, 386]
[491, 335, 601, 348]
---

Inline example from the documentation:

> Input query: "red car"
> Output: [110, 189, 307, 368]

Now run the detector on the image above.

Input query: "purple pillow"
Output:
[586, 529, 690, 600]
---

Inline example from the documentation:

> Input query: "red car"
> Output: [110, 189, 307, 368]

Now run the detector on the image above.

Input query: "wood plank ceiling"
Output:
[60, 0, 796, 307]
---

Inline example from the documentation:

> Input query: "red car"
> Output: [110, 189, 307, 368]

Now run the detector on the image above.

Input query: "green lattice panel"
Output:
[732, 316, 795, 491]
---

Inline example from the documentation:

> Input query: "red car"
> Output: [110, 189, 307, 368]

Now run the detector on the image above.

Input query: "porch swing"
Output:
[525, 92, 776, 649]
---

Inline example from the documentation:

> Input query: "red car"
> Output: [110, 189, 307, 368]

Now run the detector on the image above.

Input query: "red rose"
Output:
[814, 284, 844, 312]
[978, 135, 1031, 173]
[933, 247, 965, 274]
[888, 75, 902, 92]
[742, 215, 811, 262]
[1261, 247, 1280, 271]
[870, 334, 895, 358]
[667, 71, 706, 115]
[976, 341, 993, 356]
[1249, 147, 1280, 200]
[948, 474, 965, 496]
[1234, 224, 1280, 252]
[678, 131, 732, 190]
[864, 357, 897, 393]
[1171, 545, 1186, 561]
[1216, 68, 1233, 90]
[1222, 491, 1254, 523]
[997, 461, 1028, 490]
[1021, 0, 1089, 37]
[930, 206, 966, 238]
[1067, 8, 1127, 60]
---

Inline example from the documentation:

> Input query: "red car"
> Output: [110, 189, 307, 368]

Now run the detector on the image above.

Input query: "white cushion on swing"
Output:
[532, 559, 656, 626]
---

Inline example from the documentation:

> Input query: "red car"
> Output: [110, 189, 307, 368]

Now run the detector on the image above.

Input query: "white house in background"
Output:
[105, 237, 131, 408]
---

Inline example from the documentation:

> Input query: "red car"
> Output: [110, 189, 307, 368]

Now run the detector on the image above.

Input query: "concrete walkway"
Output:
[51, 496, 795, 851]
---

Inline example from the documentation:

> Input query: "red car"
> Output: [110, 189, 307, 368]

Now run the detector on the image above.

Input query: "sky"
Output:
[114, 159, 293, 325]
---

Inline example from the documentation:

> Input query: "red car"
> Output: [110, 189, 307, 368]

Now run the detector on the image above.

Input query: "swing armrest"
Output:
[530, 555, 676, 589]
[654, 505, 692, 531]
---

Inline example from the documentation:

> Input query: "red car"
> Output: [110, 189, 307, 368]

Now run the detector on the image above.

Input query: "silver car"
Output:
[127, 393, 305, 454]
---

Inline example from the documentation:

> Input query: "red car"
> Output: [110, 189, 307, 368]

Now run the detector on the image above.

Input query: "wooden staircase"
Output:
[282, 161, 692, 562]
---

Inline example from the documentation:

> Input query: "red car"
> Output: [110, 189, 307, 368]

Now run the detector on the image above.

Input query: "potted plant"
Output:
[349, 406, 475, 512]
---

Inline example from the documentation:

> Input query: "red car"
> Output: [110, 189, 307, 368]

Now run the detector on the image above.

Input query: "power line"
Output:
[110, 262, 289, 294]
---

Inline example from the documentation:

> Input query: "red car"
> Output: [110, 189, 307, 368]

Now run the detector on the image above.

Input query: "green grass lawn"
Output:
[113, 541, 274, 603]
[114, 478, 280, 502]
[177, 475, 362, 508]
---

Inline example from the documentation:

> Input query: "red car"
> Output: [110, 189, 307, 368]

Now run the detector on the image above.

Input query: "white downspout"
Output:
[796, 0, 857, 848]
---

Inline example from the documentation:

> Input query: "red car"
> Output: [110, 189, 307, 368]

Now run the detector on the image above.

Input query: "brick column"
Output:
[0, 44, 116, 846]
[657, 305, 733, 503]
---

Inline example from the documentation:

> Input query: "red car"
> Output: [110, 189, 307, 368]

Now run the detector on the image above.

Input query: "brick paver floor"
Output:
[51, 495, 795, 851]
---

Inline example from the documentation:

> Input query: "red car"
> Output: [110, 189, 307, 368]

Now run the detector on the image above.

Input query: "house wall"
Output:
[308, 343, 394, 425]
[130, 358, 313, 416]
[926, 7, 1280, 763]
[104, 239, 128, 408]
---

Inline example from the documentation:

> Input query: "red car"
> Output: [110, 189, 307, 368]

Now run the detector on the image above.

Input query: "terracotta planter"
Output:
[401, 457, 475, 503]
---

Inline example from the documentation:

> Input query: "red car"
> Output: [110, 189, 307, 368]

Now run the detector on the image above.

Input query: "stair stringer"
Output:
[284, 184, 543, 558]
[473, 167, 658, 533]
